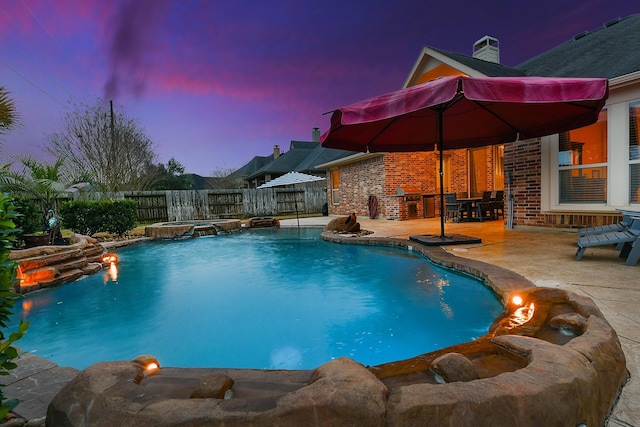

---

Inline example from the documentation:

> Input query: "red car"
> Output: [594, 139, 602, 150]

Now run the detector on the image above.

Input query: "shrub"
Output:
[0, 193, 29, 418]
[59, 199, 138, 237]
[9, 196, 41, 248]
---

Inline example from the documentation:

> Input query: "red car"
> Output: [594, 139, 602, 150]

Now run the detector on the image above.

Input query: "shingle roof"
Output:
[248, 145, 315, 178]
[246, 140, 357, 180]
[227, 155, 273, 179]
[516, 14, 640, 78]
[294, 144, 356, 173]
[429, 14, 640, 80]
[428, 47, 524, 77]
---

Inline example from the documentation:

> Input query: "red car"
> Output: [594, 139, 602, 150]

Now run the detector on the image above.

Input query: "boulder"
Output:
[325, 213, 360, 233]
[430, 352, 478, 383]
[190, 374, 234, 399]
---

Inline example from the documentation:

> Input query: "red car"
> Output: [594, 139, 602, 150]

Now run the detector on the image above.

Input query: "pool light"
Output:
[503, 294, 535, 328]
[102, 253, 119, 265]
[133, 355, 160, 378]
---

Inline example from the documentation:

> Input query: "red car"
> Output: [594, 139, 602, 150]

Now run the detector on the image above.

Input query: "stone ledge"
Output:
[10, 234, 107, 293]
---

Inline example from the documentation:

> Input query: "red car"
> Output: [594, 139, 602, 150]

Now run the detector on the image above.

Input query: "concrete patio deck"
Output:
[5, 215, 637, 425]
[282, 215, 637, 426]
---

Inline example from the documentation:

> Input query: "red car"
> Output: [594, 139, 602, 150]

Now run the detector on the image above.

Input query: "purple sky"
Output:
[1, 1, 638, 176]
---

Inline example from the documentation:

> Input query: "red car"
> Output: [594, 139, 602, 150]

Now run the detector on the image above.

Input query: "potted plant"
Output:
[22, 232, 50, 248]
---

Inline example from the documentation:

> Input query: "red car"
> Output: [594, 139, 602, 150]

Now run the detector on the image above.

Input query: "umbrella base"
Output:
[409, 234, 481, 246]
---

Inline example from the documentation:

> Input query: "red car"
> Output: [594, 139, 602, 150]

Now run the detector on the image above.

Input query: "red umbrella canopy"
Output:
[321, 76, 609, 152]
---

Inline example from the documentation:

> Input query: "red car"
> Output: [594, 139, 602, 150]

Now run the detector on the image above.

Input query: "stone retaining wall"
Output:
[10, 235, 108, 293]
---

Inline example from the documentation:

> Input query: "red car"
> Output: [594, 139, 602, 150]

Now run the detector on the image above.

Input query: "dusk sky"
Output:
[1, 1, 638, 176]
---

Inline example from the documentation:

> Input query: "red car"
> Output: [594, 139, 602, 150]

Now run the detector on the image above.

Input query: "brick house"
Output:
[318, 15, 640, 228]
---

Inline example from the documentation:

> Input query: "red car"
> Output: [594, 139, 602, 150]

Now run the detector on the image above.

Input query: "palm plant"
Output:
[0, 157, 75, 214]
[0, 87, 20, 139]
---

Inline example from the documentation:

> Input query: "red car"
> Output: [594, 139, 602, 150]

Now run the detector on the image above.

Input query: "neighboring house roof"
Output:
[246, 140, 356, 180]
[517, 14, 640, 79]
[183, 174, 220, 189]
[294, 144, 357, 173]
[227, 155, 273, 179]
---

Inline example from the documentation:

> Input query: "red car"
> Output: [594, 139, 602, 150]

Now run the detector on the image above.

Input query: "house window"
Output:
[331, 170, 340, 204]
[558, 109, 608, 203]
[630, 100, 640, 203]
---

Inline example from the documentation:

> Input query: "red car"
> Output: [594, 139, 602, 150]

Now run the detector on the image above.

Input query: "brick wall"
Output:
[329, 150, 482, 220]
[504, 139, 543, 226]
[328, 156, 386, 218]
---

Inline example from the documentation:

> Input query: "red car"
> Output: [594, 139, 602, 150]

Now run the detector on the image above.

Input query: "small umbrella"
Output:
[257, 172, 326, 188]
[321, 76, 608, 243]
[258, 172, 326, 227]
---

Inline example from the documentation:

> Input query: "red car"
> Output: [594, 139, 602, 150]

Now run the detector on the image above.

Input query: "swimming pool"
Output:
[10, 228, 502, 370]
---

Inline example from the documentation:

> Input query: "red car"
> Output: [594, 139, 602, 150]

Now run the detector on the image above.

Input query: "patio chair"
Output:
[578, 214, 633, 236]
[444, 193, 465, 222]
[473, 191, 493, 221]
[576, 218, 640, 265]
[491, 190, 505, 220]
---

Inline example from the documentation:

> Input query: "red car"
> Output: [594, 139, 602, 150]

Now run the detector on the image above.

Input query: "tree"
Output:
[148, 157, 191, 190]
[48, 99, 158, 192]
[208, 167, 244, 189]
[0, 86, 20, 141]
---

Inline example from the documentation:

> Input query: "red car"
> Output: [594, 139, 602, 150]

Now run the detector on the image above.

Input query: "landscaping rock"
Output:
[190, 373, 234, 399]
[325, 213, 360, 233]
[430, 352, 478, 383]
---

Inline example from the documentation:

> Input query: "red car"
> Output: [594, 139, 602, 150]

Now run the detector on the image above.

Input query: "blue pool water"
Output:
[10, 228, 502, 370]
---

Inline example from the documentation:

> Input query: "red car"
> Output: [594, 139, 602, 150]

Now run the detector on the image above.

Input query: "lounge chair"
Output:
[578, 214, 633, 237]
[576, 218, 640, 265]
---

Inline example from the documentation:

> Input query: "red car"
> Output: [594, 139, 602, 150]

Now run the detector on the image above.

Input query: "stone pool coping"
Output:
[45, 227, 628, 426]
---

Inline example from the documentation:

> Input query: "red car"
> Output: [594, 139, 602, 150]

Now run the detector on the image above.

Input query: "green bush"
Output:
[9, 196, 41, 248]
[0, 193, 29, 418]
[59, 199, 138, 237]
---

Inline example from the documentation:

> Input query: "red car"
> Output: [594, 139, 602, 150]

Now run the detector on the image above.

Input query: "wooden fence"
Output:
[77, 187, 328, 223]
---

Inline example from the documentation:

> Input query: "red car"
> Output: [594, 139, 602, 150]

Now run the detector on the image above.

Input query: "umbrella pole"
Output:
[438, 110, 446, 239]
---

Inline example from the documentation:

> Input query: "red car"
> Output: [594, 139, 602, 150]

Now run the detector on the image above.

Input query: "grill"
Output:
[396, 187, 422, 220]
[396, 186, 421, 202]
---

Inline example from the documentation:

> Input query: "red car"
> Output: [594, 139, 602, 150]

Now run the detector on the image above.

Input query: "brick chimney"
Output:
[473, 36, 500, 63]
[273, 145, 280, 159]
[312, 127, 321, 142]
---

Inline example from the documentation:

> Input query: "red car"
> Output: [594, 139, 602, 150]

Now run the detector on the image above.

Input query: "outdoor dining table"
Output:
[457, 197, 482, 221]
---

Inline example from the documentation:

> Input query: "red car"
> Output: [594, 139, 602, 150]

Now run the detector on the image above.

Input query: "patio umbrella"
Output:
[257, 171, 326, 188]
[321, 75, 608, 244]
[258, 172, 326, 227]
